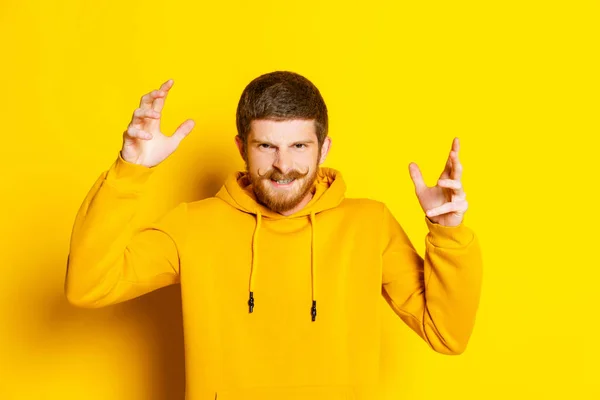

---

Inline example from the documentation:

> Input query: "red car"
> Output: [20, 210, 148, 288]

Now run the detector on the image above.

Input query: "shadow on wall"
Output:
[113, 285, 187, 400]
[46, 285, 186, 400]
[50, 155, 231, 400]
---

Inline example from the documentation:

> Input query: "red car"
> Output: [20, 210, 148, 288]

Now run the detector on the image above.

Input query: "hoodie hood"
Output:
[215, 167, 346, 322]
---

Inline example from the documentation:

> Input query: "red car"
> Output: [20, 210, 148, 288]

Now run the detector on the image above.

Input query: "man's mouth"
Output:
[270, 178, 296, 187]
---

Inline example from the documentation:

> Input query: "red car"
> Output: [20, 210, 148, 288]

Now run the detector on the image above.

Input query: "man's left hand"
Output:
[408, 137, 468, 227]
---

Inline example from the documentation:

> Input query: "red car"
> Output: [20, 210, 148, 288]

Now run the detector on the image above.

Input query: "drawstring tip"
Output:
[311, 300, 317, 322]
[248, 291, 254, 313]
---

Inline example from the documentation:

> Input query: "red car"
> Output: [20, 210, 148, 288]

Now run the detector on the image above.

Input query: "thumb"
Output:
[170, 119, 195, 146]
[408, 162, 427, 194]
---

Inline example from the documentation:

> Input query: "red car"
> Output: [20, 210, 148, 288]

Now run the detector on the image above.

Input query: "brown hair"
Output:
[236, 71, 328, 157]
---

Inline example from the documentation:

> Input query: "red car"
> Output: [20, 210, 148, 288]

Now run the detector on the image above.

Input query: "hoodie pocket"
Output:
[215, 385, 356, 400]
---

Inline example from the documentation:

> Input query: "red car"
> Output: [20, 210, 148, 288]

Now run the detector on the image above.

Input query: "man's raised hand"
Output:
[121, 79, 195, 167]
[408, 137, 468, 227]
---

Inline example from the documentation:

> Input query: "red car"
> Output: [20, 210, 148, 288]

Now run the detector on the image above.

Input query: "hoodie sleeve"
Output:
[64, 152, 188, 308]
[380, 204, 483, 355]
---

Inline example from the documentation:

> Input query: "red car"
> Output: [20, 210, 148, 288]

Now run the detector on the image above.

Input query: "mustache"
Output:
[257, 167, 310, 181]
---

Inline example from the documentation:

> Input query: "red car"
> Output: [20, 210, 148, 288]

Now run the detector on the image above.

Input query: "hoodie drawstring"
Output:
[248, 211, 262, 313]
[247, 210, 318, 322]
[309, 211, 317, 321]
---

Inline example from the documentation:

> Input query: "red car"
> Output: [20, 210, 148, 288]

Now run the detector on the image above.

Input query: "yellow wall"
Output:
[1, 0, 598, 398]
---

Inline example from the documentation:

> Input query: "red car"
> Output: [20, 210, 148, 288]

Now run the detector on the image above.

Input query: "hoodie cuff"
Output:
[425, 216, 474, 248]
[104, 151, 155, 190]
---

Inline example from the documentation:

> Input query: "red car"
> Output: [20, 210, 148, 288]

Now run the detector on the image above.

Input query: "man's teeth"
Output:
[275, 179, 294, 184]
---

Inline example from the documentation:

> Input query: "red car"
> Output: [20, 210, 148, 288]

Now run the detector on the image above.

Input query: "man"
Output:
[65, 71, 482, 400]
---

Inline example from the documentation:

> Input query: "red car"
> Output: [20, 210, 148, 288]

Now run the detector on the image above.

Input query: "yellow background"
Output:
[1, 0, 598, 398]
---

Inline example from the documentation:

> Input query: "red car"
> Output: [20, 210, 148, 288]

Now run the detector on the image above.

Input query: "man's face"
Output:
[235, 119, 330, 214]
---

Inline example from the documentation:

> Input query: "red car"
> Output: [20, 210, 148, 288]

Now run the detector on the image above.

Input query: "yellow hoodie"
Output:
[65, 152, 483, 400]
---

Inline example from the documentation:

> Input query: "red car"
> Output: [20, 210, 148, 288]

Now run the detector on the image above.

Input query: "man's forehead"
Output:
[249, 119, 317, 142]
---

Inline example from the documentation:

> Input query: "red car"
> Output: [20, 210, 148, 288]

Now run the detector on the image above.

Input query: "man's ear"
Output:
[318, 137, 332, 165]
[234, 135, 246, 161]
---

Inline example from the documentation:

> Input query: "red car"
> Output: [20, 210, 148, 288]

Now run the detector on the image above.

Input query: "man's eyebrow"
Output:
[249, 139, 272, 144]
[292, 140, 316, 145]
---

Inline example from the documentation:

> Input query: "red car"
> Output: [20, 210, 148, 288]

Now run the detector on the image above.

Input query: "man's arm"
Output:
[65, 79, 195, 308]
[380, 204, 483, 355]
[65, 152, 187, 308]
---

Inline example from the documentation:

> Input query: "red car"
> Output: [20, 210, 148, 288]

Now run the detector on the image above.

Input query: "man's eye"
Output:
[259, 144, 271, 149]
[295, 144, 306, 149]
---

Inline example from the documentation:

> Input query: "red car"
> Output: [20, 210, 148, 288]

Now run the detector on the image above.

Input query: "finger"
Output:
[139, 89, 167, 110]
[450, 150, 463, 181]
[124, 126, 153, 140]
[159, 78, 174, 93]
[439, 137, 460, 180]
[425, 199, 468, 218]
[134, 108, 160, 119]
[451, 137, 460, 153]
[437, 178, 466, 198]
[408, 162, 427, 193]
[170, 119, 195, 145]
[131, 108, 161, 126]
[153, 79, 174, 113]
[152, 96, 166, 113]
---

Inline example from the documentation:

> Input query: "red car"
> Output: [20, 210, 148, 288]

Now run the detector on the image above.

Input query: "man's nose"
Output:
[272, 149, 292, 173]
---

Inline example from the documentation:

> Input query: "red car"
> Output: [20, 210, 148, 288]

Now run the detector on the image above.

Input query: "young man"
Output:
[65, 71, 482, 400]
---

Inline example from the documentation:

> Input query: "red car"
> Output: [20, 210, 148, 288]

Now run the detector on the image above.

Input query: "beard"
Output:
[248, 162, 318, 214]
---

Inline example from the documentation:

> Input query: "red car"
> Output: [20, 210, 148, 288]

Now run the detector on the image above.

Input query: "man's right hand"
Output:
[121, 79, 195, 167]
